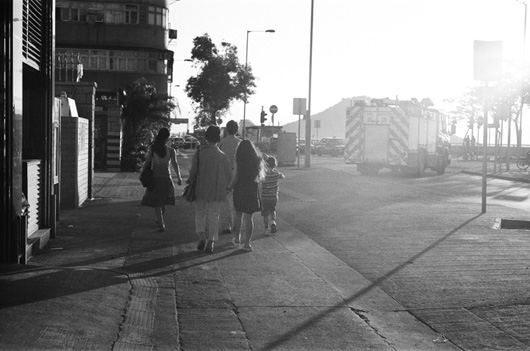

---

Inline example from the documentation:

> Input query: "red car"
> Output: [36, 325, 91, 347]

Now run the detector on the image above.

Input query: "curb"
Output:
[461, 170, 530, 183]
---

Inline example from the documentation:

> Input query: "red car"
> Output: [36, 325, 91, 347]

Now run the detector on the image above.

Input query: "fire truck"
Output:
[344, 98, 451, 175]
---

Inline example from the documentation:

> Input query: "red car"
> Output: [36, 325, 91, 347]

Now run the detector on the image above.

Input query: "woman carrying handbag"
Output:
[141, 128, 182, 231]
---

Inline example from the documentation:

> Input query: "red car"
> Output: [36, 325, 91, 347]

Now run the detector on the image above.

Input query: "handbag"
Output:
[183, 149, 199, 202]
[182, 182, 196, 202]
[140, 149, 154, 188]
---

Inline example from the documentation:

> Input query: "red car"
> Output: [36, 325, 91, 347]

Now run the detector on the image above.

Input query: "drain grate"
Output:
[493, 218, 530, 230]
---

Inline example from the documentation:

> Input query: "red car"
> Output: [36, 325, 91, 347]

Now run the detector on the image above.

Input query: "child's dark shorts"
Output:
[261, 198, 277, 216]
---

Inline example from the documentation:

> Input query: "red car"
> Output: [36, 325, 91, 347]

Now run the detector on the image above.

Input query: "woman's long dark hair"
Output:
[235, 140, 265, 183]
[153, 128, 170, 158]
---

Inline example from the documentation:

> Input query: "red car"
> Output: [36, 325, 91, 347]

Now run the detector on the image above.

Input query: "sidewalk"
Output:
[0, 159, 526, 350]
[448, 158, 530, 183]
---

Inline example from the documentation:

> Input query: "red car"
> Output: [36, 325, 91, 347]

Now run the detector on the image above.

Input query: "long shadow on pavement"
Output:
[261, 213, 483, 350]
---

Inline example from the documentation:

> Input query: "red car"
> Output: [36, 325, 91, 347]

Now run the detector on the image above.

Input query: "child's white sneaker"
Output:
[271, 223, 277, 234]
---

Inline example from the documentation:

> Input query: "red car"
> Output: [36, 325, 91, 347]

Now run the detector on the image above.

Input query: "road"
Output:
[277, 156, 530, 350]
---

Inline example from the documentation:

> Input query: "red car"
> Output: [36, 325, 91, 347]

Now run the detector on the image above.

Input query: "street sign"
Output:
[293, 98, 306, 115]
[170, 118, 189, 124]
[269, 105, 278, 114]
[474, 40, 503, 82]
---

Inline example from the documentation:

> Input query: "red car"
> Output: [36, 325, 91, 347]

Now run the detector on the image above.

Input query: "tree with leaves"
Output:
[451, 63, 530, 147]
[185, 34, 255, 127]
[121, 77, 176, 171]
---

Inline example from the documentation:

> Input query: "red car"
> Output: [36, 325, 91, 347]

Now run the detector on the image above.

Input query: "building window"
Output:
[124, 5, 138, 24]
[127, 58, 136, 71]
[57, 7, 69, 21]
[87, 8, 104, 22]
[137, 59, 146, 72]
[138, 5, 147, 24]
[148, 59, 158, 72]
[58, 48, 167, 74]
[56, 1, 167, 28]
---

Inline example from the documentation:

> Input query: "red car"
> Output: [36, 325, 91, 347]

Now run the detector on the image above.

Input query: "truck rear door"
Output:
[364, 124, 389, 162]
[362, 107, 391, 163]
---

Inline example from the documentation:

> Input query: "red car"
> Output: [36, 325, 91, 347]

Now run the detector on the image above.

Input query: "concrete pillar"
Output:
[60, 116, 89, 209]
[55, 82, 96, 198]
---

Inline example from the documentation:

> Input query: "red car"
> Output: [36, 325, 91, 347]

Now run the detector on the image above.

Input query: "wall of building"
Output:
[82, 71, 169, 96]
[1, 0, 56, 263]
[56, 0, 172, 96]
[56, 21, 167, 49]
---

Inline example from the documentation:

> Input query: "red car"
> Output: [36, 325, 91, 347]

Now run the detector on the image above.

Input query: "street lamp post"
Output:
[521, 2, 527, 148]
[169, 58, 192, 97]
[305, 0, 314, 167]
[243, 29, 275, 139]
[515, 0, 528, 149]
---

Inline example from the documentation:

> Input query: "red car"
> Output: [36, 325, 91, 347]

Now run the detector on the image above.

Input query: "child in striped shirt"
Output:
[261, 156, 285, 235]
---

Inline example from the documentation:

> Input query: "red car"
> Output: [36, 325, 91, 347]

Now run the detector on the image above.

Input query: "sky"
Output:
[168, 0, 528, 137]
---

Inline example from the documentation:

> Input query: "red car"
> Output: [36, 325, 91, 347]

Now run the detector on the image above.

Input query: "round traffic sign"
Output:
[269, 105, 278, 114]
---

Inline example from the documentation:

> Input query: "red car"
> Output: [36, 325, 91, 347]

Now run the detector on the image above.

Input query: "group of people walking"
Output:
[140, 121, 284, 254]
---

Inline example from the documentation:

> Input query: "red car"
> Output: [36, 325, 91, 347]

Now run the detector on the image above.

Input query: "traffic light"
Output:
[468, 116, 474, 129]
[497, 101, 510, 121]
[260, 110, 268, 125]
[476, 117, 484, 128]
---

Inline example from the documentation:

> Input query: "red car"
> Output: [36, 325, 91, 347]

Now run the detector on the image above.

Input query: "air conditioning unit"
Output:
[169, 29, 178, 39]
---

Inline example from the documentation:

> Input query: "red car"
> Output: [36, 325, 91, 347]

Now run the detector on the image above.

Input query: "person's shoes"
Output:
[241, 244, 253, 252]
[205, 240, 215, 254]
[231, 238, 241, 248]
[158, 224, 165, 232]
[196, 239, 206, 251]
[263, 228, 270, 236]
[221, 229, 232, 234]
[271, 223, 277, 234]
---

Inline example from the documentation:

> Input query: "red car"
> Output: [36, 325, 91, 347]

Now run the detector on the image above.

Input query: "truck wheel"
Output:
[417, 151, 427, 176]
[368, 166, 380, 176]
[357, 164, 368, 175]
[436, 153, 448, 174]
[435, 151, 449, 175]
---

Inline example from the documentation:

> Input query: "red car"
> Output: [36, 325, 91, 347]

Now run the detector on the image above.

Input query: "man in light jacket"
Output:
[218, 120, 241, 234]
[188, 125, 233, 253]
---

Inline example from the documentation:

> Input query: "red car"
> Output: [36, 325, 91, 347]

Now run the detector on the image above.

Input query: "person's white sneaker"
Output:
[263, 228, 270, 236]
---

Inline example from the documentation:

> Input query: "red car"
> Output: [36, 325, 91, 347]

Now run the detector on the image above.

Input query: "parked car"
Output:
[315, 137, 346, 157]
[297, 140, 318, 155]
[183, 136, 199, 149]
[171, 137, 185, 149]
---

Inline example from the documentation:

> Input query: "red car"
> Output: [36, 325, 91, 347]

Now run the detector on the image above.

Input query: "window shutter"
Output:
[22, 0, 42, 70]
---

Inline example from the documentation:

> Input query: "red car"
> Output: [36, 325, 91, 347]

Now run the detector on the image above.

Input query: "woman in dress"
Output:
[141, 127, 182, 231]
[229, 139, 265, 252]
[188, 125, 233, 254]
